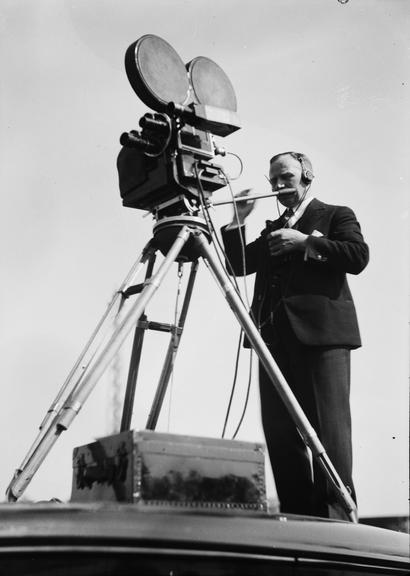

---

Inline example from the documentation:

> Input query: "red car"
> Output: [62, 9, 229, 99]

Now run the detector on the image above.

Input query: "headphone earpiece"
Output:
[302, 168, 314, 183]
[297, 155, 314, 183]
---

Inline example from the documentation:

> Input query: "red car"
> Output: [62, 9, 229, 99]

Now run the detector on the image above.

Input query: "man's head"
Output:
[268, 152, 314, 208]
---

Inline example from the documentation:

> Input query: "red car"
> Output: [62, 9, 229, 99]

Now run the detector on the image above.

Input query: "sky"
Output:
[0, 0, 408, 517]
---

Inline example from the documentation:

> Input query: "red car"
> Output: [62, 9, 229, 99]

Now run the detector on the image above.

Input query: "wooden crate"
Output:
[71, 430, 267, 512]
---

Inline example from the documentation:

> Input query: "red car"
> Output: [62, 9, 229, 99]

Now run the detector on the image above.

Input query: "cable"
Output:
[219, 167, 253, 313]
[193, 162, 251, 314]
[212, 166, 257, 436]
[193, 173, 251, 437]
[232, 349, 253, 439]
[193, 163, 256, 439]
[194, 165, 234, 284]
[193, 163, 243, 295]
[221, 328, 243, 438]
[224, 151, 244, 181]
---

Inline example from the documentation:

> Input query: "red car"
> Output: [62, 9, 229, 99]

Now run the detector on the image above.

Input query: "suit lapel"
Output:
[294, 198, 327, 234]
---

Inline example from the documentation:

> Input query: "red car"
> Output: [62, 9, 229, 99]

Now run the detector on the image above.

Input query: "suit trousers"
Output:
[259, 305, 356, 519]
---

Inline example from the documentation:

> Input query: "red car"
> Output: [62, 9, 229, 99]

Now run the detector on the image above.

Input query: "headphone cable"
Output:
[232, 349, 253, 439]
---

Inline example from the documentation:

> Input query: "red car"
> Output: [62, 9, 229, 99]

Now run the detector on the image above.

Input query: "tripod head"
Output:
[117, 35, 241, 220]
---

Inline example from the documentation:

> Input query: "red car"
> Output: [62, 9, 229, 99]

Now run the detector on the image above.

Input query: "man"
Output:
[221, 152, 369, 518]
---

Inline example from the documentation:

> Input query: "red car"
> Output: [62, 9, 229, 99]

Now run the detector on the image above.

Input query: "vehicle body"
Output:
[0, 502, 408, 575]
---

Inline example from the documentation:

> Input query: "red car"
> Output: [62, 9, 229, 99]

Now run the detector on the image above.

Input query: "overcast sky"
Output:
[0, 0, 408, 517]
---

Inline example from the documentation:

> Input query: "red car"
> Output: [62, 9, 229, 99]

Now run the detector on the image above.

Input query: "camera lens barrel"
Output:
[139, 115, 169, 133]
[120, 131, 157, 153]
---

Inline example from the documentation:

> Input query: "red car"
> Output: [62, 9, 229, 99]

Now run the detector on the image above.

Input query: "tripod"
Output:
[6, 214, 358, 523]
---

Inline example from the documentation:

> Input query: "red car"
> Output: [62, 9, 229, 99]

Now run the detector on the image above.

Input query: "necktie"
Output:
[282, 208, 294, 227]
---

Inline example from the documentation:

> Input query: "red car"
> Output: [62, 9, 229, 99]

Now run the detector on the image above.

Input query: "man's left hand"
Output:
[268, 228, 308, 256]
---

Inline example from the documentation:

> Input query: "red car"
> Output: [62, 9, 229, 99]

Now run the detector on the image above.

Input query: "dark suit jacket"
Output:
[221, 198, 369, 348]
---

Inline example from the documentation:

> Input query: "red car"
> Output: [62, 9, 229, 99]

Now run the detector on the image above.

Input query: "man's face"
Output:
[268, 155, 308, 208]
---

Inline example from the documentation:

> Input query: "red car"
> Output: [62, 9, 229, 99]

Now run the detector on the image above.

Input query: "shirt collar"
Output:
[285, 195, 314, 228]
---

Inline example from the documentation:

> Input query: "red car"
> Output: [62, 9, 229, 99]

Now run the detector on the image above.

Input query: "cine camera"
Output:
[117, 35, 241, 218]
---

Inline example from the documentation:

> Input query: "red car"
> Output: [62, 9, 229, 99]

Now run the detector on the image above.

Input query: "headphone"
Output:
[270, 151, 315, 184]
[295, 153, 314, 184]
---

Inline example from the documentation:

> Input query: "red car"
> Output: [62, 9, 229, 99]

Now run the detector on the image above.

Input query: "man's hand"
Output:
[227, 189, 255, 228]
[268, 228, 308, 256]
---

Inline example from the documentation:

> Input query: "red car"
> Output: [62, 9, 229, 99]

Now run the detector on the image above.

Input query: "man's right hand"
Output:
[228, 189, 255, 228]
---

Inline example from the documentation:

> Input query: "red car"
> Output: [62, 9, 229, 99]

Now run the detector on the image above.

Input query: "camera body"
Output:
[117, 35, 240, 218]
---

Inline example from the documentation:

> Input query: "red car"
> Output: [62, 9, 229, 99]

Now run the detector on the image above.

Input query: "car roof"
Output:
[0, 502, 408, 568]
